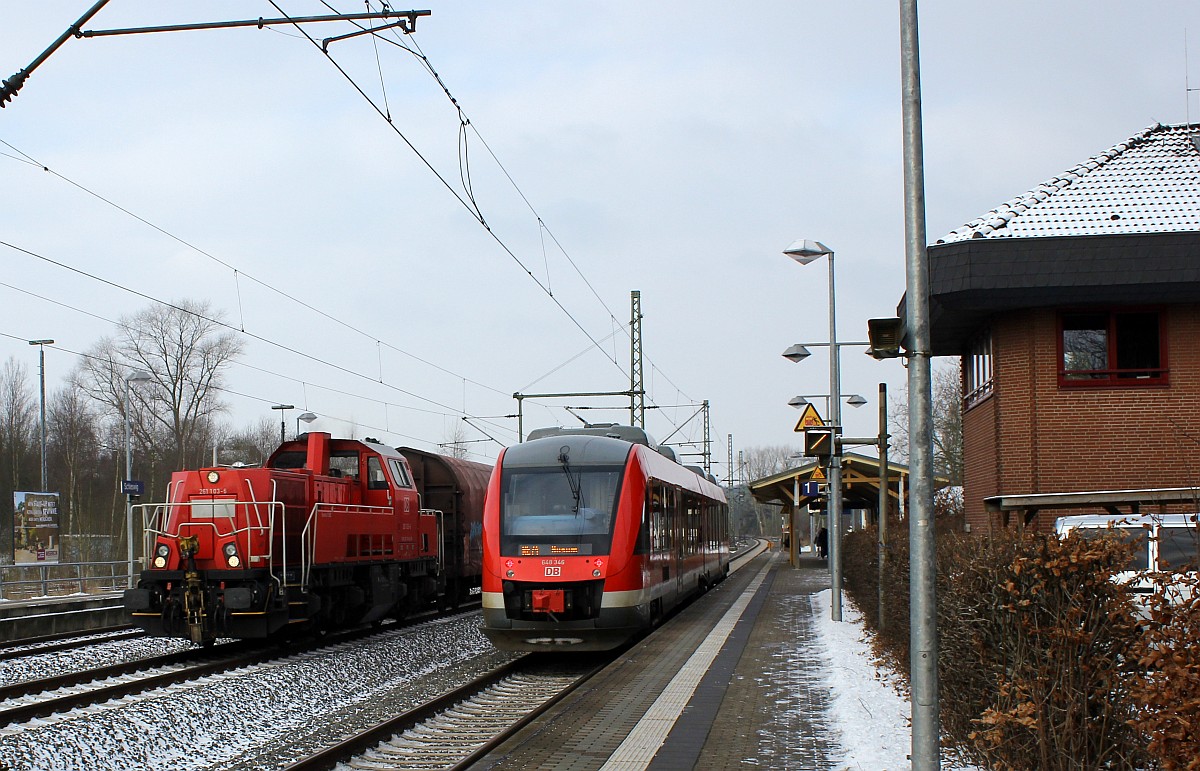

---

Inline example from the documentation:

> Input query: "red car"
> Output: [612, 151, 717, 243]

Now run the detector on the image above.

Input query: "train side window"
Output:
[367, 456, 388, 490]
[388, 459, 413, 488]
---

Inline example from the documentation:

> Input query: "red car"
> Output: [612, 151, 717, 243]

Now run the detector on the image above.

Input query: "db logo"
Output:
[544, 566, 562, 577]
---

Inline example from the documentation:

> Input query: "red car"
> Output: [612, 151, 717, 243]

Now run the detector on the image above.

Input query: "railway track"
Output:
[0, 639, 261, 726]
[286, 654, 608, 771]
[0, 627, 142, 662]
[0, 605, 482, 729]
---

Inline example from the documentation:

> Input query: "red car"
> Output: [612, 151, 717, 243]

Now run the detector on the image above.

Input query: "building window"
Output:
[963, 332, 993, 408]
[1058, 309, 1166, 386]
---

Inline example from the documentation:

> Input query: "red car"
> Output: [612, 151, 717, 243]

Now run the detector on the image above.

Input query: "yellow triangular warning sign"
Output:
[810, 466, 826, 481]
[793, 404, 825, 432]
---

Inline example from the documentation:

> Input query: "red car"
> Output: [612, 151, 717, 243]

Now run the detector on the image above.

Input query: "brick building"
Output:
[923, 123, 1200, 532]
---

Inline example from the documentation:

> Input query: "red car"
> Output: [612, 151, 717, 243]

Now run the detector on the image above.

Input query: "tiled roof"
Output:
[937, 122, 1200, 244]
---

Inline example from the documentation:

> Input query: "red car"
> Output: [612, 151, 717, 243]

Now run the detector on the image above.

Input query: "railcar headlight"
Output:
[223, 542, 241, 568]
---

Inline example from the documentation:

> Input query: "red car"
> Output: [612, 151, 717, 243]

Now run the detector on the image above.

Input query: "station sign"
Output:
[121, 479, 145, 497]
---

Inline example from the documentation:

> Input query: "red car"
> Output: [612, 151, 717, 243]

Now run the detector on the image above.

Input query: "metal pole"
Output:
[38, 345, 47, 492]
[125, 378, 134, 589]
[899, 0, 939, 766]
[827, 251, 844, 622]
[878, 382, 889, 633]
[791, 475, 800, 567]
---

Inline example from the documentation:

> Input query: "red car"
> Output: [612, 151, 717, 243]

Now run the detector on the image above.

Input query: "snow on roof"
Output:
[938, 122, 1200, 244]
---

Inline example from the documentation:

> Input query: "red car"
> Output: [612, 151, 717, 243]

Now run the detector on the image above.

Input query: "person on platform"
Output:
[815, 527, 829, 559]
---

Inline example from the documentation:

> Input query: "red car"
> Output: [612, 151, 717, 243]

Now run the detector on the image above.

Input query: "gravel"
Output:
[0, 612, 518, 771]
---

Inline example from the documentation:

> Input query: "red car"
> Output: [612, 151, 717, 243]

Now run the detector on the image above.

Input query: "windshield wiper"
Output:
[557, 446, 584, 514]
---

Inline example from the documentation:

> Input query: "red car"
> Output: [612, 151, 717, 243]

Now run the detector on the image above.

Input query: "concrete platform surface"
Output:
[470, 549, 839, 770]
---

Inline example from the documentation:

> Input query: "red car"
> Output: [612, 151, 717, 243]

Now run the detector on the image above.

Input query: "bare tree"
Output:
[888, 359, 964, 485]
[0, 357, 36, 491]
[47, 381, 101, 558]
[442, 421, 470, 460]
[75, 300, 244, 471]
[735, 444, 802, 541]
[219, 416, 281, 467]
[0, 358, 36, 560]
[740, 444, 801, 482]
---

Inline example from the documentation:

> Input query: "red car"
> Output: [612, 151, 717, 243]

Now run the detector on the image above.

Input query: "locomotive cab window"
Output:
[367, 456, 388, 490]
[270, 451, 306, 470]
[330, 450, 360, 480]
[388, 459, 413, 488]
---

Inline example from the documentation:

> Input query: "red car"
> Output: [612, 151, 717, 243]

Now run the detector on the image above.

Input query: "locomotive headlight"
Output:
[206, 470, 220, 484]
[506, 570, 515, 578]
[223, 542, 241, 568]
[593, 569, 601, 577]
[153, 543, 170, 568]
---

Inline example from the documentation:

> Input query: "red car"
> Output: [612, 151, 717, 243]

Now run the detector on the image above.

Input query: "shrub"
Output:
[843, 523, 1156, 770]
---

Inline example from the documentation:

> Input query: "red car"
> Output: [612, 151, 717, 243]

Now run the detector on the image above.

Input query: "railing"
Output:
[134, 491, 286, 596]
[297, 502, 395, 587]
[0, 560, 132, 601]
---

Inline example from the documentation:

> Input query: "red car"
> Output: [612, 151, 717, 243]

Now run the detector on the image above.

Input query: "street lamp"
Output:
[783, 238, 846, 621]
[28, 340, 53, 492]
[296, 411, 317, 437]
[271, 404, 295, 444]
[124, 369, 153, 588]
[788, 394, 867, 410]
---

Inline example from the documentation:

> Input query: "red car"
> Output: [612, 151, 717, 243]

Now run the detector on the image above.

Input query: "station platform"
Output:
[470, 548, 838, 771]
[0, 592, 126, 643]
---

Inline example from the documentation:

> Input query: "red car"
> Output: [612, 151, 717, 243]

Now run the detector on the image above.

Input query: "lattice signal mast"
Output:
[630, 290, 645, 428]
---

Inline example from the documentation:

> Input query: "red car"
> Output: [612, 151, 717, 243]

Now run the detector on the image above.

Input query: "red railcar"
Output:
[124, 432, 489, 644]
[481, 425, 729, 651]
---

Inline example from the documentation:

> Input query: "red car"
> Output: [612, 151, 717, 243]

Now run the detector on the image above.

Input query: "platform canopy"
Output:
[749, 452, 913, 518]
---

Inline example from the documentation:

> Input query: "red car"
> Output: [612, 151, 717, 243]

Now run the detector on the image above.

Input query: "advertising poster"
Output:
[13, 491, 60, 565]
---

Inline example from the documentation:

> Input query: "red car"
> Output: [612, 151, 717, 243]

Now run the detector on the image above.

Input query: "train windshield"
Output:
[500, 465, 623, 555]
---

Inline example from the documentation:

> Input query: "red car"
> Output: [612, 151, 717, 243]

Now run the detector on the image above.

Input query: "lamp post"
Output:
[271, 404, 294, 444]
[124, 369, 153, 588]
[296, 411, 317, 438]
[783, 238, 846, 621]
[787, 393, 866, 568]
[28, 340, 53, 492]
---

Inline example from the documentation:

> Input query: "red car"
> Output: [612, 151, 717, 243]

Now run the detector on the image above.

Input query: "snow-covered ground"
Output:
[812, 589, 980, 771]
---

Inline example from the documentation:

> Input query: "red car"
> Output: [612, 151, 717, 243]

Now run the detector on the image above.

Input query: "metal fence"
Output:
[0, 560, 131, 601]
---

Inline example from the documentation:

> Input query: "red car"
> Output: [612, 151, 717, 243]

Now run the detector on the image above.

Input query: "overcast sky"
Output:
[2, 1, 1199, 476]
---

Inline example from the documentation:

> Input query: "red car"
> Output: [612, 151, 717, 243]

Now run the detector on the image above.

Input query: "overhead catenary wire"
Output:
[0, 330, 497, 460]
[4, 6, 706, 446]
[0, 239, 519, 439]
[0, 136, 510, 399]
[267, 0, 623, 376]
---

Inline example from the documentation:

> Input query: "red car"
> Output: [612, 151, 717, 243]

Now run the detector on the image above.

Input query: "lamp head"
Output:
[844, 394, 868, 408]
[783, 239, 833, 264]
[28, 339, 54, 346]
[126, 369, 153, 383]
[787, 396, 809, 408]
[298, 412, 318, 424]
[781, 344, 812, 363]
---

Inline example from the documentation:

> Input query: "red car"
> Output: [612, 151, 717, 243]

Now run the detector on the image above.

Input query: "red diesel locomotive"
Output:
[124, 432, 490, 645]
[481, 425, 729, 651]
